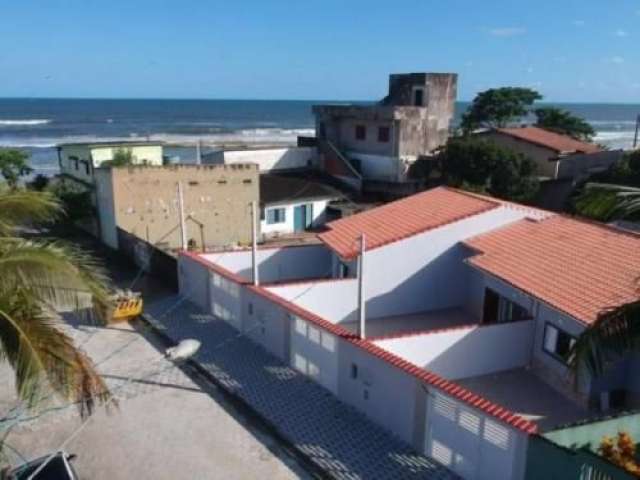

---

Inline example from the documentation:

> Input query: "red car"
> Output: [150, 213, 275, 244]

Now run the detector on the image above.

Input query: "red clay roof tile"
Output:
[465, 215, 640, 325]
[494, 126, 601, 154]
[319, 187, 499, 259]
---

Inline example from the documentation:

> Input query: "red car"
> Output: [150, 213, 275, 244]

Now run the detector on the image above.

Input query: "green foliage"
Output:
[436, 138, 539, 201]
[534, 107, 596, 142]
[575, 183, 640, 221]
[460, 87, 542, 133]
[0, 189, 112, 417]
[101, 147, 134, 167]
[27, 174, 50, 192]
[48, 181, 95, 223]
[0, 149, 33, 189]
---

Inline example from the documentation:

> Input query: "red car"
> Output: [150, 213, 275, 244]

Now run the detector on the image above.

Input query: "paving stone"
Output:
[144, 296, 459, 480]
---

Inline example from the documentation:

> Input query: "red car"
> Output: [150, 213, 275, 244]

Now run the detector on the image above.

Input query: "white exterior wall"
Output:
[59, 145, 93, 183]
[361, 206, 530, 319]
[290, 315, 339, 393]
[178, 255, 211, 310]
[242, 288, 290, 361]
[93, 169, 118, 249]
[346, 151, 398, 180]
[90, 145, 163, 166]
[224, 147, 315, 172]
[266, 279, 359, 324]
[374, 321, 535, 380]
[203, 245, 332, 283]
[261, 199, 330, 236]
[425, 390, 529, 480]
[209, 270, 243, 330]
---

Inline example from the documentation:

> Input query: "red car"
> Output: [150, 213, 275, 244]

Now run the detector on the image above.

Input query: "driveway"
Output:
[0, 321, 312, 480]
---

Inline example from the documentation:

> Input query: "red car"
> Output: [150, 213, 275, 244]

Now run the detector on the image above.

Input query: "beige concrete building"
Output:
[58, 141, 164, 186]
[94, 164, 259, 251]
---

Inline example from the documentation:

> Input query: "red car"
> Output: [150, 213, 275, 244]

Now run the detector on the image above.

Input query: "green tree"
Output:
[0, 190, 112, 417]
[460, 87, 542, 134]
[0, 149, 33, 189]
[569, 178, 640, 390]
[437, 138, 539, 201]
[534, 107, 596, 142]
[101, 148, 134, 167]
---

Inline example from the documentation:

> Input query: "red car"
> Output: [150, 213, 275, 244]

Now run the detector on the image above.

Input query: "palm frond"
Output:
[0, 288, 112, 416]
[0, 239, 112, 323]
[0, 190, 62, 236]
[568, 301, 640, 382]
[576, 183, 640, 221]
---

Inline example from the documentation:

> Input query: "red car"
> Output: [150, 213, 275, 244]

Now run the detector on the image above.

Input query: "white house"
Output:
[259, 173, 342, 238]
[177, 186, 640, 479]
[57, 141, 164, 186]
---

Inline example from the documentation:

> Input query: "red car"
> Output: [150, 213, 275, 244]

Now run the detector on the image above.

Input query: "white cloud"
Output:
[609, 56, 625, 64]
[614, 29, 628, 37]
[488, 27, 526, 37]
[526, 66, 534, 73]
[572, 20, 586, 27]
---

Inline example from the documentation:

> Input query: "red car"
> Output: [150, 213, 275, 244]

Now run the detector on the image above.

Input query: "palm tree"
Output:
[575, 183, 640, 221]
[570, 183, 640, 381]
[0, 189, 112, 417]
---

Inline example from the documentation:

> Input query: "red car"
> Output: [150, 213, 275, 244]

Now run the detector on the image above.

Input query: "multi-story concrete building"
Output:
[178, 186, 640, 479]
[57, 141, 164, 186]
[94, 164, 259, 251]
[313, 73, 457, 186]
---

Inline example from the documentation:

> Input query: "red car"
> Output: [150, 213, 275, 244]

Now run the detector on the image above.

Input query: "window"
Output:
[321, 333, 335, 352]
[378, 126, 390, 143]
[482, 288, 529, 324]
[295, 317, 307, 336]
[543, 324, 576, 363]
[308, 326, 320, 344]
[350, 363, 358, 379]
[81, 160, 90, 175]
[413, 88, 424, 106]
[266, 208, 286, 224]
[69, 156, 79, 170]
[355, 125, 366, 141]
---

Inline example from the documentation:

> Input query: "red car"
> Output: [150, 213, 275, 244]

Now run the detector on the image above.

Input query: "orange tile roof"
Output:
[319, 187, 499, 259]
[465, 216, 640, 325]
[494, 126, 601, 154]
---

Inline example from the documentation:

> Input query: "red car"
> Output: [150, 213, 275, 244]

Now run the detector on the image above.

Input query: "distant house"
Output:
[259, 172, 342, 238]
[477, 126, 606, 179]
[202, 147, 316, 173]
[313, 72, 457, 187]
[57, 141, 164, 186]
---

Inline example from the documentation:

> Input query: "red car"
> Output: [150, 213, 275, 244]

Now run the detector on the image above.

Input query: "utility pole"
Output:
[357, 233, 366, 339]
[251, 201, 259, 285]
[177, 181, 187, 250]
[634, 115, 639, 149]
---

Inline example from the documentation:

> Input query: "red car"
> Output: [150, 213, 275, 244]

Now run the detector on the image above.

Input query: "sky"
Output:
[1, 0, 639, 102]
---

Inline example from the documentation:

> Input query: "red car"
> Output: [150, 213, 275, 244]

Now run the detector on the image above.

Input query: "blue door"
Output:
[293, 204, 313, 232]
[294, 205, 305, 232]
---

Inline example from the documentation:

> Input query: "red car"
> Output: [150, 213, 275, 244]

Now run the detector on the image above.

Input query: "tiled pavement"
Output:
[144, 295, 458, 480]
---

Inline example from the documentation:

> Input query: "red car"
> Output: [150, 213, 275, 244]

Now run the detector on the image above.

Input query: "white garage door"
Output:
[290, 316, 338, 394]
[209, 271, 242, 331]
[425, 392, 517, 480]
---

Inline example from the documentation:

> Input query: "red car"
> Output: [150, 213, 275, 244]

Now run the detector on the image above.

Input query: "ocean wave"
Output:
[0, 119, 51, 126]
[0, 127, 316, 148]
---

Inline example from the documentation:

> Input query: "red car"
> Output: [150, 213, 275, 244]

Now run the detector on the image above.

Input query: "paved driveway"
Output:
[0, 321, 311, 480]
[144, 296, 457, 480]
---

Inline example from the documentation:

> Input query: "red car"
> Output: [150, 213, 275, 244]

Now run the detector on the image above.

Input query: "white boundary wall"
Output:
[374, 321, 535, 380]
[224, 147, 315, 172]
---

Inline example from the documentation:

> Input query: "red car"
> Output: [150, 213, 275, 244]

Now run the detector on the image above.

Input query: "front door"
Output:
[293, 204, 313, 232]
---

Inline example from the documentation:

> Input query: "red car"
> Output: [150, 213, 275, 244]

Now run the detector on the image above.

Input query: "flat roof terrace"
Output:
[456, 368, 593, 432]
[340, 307, 477, 339]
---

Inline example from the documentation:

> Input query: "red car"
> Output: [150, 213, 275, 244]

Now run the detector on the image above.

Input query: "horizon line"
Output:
[1, 96, 639, 106]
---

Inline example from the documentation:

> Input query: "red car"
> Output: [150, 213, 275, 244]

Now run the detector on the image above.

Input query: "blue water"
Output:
[0, 98, 637, 175]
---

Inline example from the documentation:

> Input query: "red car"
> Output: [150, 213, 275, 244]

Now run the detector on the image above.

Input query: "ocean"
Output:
[0, 98, 637, 176]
